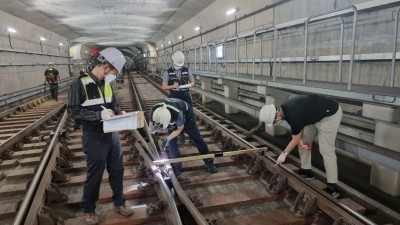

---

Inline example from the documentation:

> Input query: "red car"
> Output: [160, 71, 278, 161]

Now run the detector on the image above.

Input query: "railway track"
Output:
[1, 73, 399, 225]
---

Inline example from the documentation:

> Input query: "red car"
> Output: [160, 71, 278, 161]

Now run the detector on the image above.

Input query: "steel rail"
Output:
[12, 110, 67, 225]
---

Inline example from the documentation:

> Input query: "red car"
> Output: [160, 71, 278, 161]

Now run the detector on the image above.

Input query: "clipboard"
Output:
[103, 111, 145, 133]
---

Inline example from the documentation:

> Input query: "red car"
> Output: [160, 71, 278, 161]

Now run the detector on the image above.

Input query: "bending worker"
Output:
[162, 51, 195, 143]
[67, 47, 133, 225]
[149, 98, 218, 181]
[259, 94, 342, 198]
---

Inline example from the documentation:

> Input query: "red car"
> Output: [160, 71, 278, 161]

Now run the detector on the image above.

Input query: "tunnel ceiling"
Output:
[0, 0, 215, 48]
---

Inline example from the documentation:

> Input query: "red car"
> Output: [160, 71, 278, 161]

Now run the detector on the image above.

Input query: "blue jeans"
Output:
[81, 129, 125, 213]
[168, 108, 213, 175]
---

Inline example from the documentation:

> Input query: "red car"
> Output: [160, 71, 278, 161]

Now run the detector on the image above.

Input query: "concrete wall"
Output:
[0, 10, 70, 96]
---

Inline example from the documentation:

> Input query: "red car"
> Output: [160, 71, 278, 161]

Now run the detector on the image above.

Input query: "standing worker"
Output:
[149, 98, 218, 181]
[67, 47, 133, 225]
[259, 94, 343, 198]
[44, 62, 61, 101]
[162, 51, 195, 143]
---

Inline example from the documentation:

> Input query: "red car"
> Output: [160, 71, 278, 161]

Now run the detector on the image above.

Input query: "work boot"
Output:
[84, 212, 99, 225]
[298, 168, 315, 180]
[114, 205, 134, 217]
[324, 183, 340, 198]
[204, 163, 218, 173]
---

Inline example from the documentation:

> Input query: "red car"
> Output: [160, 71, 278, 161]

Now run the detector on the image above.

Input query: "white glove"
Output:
[276, 152, 288, 166]
[101, 108, 114, 120]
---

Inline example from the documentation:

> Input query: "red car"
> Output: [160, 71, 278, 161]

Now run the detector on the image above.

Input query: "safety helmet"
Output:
[48, 62, 54, 65]
[259, 104, 276, 126]
[152, 107, 171, 130]
[172, 51, 184, 67]
[99, 47, 126, 74]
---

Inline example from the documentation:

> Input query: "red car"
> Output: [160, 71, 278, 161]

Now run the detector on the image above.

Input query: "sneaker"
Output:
[204, 164, 218, 173]
[298, 169, 315, 180]
[324, 184, 340, 198]
[84, 213, 99, 225]
[115, 205, 134, 217]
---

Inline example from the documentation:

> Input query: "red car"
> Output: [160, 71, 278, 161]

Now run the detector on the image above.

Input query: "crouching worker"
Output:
[149, 98, 218, 181]
[67, 47, 133, 225]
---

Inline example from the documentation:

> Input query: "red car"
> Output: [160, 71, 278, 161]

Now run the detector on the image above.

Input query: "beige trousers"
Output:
[299, 106, 342, 183]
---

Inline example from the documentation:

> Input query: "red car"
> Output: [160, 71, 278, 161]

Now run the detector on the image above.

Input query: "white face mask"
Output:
[105, 74, 116, 83]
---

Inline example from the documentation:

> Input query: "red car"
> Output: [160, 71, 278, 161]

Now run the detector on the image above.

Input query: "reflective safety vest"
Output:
[80, 73, 113, 110]
[167, 67, 190, 91]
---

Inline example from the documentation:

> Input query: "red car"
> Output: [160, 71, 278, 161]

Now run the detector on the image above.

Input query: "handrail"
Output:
[12, 109, 67, 225]
[391, 7, 400, 88]
[303, 5, 358, 89]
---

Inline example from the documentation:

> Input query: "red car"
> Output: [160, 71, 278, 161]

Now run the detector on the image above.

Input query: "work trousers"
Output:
[80, 128, 125, 213]
[49, 83, 58, 100]
[168, 107, 212, 175]
[299, 106, 343, 183]
[169, 91, 192, 107]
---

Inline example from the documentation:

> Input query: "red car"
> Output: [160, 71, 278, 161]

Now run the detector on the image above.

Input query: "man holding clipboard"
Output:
[67, 47, 133, 225]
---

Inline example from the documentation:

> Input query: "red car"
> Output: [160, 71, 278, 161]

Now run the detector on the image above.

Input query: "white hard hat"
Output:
[259, 104, 276, 126]
[152, 107, 171, 129]
[99, 47, 126, 74]
[172, 51, 184, 67]
[48, 62, 54, 65]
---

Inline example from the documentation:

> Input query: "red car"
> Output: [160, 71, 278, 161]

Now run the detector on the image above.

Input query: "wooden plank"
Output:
[20, 157, 40, 166]
[63, 159, 137, 173]
[0, 159, 19, 169]
[68, 144, 132, 153]
[0, 203, 18, 219]
[12, 149, 43, 159]
[6, 168, 35, 180]
[51, 184, 156, 206]
[57, 170, 146, 188]
[182, 170, 255, 189]
[0, 183, 26, 197]
[0, 128, 22, 135]
[63, 205, 165, 225]
[198, 187, 289, 213]
[218, 208, 315, 225]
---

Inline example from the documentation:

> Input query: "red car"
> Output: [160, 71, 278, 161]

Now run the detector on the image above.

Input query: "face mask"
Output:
[105, 74, 116, 83]
[173, 64, 181, 71]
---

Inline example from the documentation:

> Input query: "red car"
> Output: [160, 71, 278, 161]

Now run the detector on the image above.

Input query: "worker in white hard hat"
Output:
[149, 98, 218, 181]
[67, 47, 133, 225]
[259, 94, 342, 198]
[162, 51, 195, 144]
[44, 62, 61, 101]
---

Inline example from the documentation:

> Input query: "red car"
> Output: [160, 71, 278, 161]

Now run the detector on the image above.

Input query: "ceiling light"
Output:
[59, 43, 63, 46]
[40, 37, 46, 41]
[168, 41, 172, 44]
[194, 26, 201, 31]
[161, 44, 164, 47]
[178, 36, 183, 40]
[156, 47, 158, 50]
[226, 8, 237, 16]
[7, 28, 16, 33]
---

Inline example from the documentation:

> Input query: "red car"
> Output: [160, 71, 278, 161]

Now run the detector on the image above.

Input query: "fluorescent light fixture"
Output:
[85, 50, 88, 53]
[59, 43, 63, 46]
[40, 37, 46, 41]
[226, 8, 237, 16]
[168, 41, 172, 44]
[161, 44, 164, 47]
[7, 28, 16, 33]
[178, 36, 183, 40]
[143, 53, 146, 57]
[138, 51, 141, 53]
[194, 26, 201, 31]
[156, 47, 158, 50]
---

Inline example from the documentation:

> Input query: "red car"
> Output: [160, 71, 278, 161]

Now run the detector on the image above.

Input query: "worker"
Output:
[44, 62, 61, 101]
[67, 47, 133, 225]
[259, 94, 342, 198]
[162, 51, 195, 144]
[149, 98, 218, 181]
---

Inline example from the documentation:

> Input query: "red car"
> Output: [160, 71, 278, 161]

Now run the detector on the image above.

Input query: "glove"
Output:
[161, 138, 169, 150]
[276, 152, 288, 166]
[298, 139, 312, 151]
[101, 108, 114, 120]
[118, 110, 126, 115]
